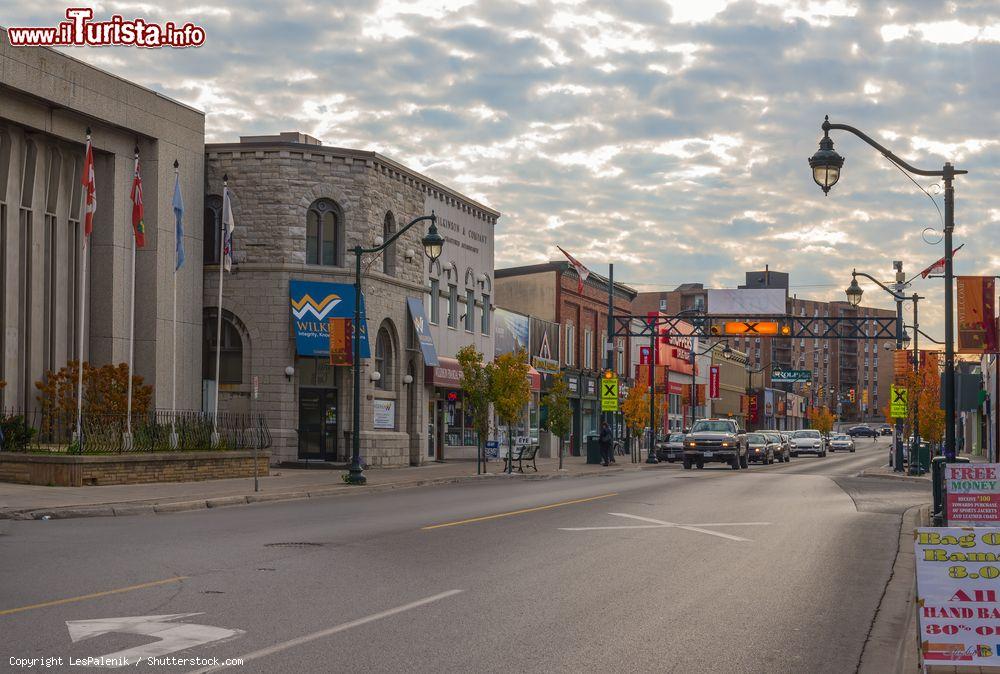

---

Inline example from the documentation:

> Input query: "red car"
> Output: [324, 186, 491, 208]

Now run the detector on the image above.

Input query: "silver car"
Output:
[829, 434, 855, 453]
[790, 429, 827, 457]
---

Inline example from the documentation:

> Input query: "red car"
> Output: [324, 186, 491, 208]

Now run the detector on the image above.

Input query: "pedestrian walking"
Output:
[599, 421, 612, 466]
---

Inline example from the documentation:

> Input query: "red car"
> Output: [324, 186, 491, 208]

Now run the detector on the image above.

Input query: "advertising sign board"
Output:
[709, 365, 720, 399]
[707, 289, 786, 316]
[946, 464, 1000, 526]
[914, 527, 1000, 666]
[373, 400, 395, 429]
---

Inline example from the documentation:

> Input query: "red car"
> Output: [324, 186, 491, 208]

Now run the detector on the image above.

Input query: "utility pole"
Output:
[892, 261, 906, 472]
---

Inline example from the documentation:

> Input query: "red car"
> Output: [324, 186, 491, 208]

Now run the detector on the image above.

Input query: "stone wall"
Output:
[0, 451, 269, 487]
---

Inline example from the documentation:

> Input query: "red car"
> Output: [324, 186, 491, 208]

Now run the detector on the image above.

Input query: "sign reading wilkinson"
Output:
[290, 280, 370, 358]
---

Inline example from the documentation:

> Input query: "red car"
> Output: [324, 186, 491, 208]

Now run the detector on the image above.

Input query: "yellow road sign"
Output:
[890, 385, 908, 418]
[601, 377, 619, 412]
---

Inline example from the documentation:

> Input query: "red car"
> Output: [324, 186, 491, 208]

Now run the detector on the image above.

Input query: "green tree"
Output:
[542, 372, 572, 462]
[490, 349, 531, 472]
[621, 384, 649, 436]
[457, 345, 492, 472]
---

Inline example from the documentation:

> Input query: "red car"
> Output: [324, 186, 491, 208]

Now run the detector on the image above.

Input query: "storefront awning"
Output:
[426, 356, 464, 388]
[528, 366, 541, 392]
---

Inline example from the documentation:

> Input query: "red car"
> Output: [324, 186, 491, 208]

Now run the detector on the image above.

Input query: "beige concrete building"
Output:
[0, 29, 205, 412]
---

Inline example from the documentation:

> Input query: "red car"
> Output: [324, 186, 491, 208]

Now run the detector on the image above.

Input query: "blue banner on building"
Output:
[290, 280, 370, 358]
[407, 297, 439, 367]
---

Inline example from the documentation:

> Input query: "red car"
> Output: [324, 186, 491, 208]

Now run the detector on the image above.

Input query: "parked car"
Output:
[746, 433, 775, 464]
[769, 432, 792, 463]
[683, 418, 748, 470]
[790, 429, 826, 457]
[847, 425, 876, 438]
[829, 434, 855, 453]
[655, 433, 686, 462]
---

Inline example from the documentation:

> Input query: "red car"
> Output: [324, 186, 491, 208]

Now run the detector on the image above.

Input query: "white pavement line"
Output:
[559, 525, 667, 531]
[609, 513, 752, 541]
[685, 522, 772, 527]
[188, 590, 463, 674]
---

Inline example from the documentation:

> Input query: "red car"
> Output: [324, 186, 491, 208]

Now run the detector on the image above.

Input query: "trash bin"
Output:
[911, 441, 932, 475]
[586, 435, 602, 464]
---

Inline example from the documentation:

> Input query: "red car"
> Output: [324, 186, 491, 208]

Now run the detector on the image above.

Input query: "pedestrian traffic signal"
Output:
[848, 388, 856, 402]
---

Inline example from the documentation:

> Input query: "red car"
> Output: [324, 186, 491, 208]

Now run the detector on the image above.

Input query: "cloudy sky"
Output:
[7, 0, 999, 338]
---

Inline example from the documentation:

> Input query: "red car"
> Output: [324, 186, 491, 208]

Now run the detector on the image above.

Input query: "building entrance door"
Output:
[298, 388, 337, 461]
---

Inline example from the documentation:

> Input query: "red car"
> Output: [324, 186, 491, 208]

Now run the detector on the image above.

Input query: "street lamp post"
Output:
[345, 213, 444, 485]
[814, 116, 966, 464]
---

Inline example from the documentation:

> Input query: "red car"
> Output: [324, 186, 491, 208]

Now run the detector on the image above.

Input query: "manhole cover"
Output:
[265, 542, 324, 547]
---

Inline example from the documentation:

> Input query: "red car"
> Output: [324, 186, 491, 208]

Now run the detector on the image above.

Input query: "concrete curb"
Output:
[0, 463, 651, 521]
[858, 502, 930, 674]
[857, 467, 931, 483]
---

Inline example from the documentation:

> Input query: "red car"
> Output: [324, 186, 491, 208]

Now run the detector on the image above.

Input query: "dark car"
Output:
[768, 432, 792, 463]
[655, 433, 686, 463]
[879, 426, 893, 436]
[847, 425, 876, 438]
[746, 433, 775, 464]
[683, 418, 748, 470]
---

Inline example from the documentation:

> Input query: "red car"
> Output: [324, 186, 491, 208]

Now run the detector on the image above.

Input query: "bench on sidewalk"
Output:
[504, 445, 539, 473]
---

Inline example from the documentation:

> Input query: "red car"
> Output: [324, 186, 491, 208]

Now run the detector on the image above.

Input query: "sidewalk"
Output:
[0, 454, 658, 520]
[858, 453, 984, 482]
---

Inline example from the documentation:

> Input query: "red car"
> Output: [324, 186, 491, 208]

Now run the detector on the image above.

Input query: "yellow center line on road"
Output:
[421, 493, 618, 530]
[0, 576, 188, 617]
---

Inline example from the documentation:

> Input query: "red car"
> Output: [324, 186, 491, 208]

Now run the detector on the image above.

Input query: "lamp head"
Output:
[901, 330, 911, 350]
[808, 118, 844, 194]
[421, 213, 444, 262]
[845, 276, 863, 307]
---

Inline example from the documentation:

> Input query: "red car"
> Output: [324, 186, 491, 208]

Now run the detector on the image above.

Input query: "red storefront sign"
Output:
[709, 365, 720, 399]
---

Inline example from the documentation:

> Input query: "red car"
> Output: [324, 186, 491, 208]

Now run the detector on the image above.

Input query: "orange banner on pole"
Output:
[957, 276, 997, 353]
[329, 318, 353, 365]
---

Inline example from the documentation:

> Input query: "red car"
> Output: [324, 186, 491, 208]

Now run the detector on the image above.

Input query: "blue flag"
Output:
[173, 172, 185, 271]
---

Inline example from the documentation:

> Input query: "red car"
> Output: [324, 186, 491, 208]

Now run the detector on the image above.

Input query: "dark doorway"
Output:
[298, 388, 337, 461]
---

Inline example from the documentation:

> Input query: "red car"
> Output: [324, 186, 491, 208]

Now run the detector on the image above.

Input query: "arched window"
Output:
[374, 327, 394, 391]
[382, 212, 396, 276]
[202, 311, 244, 384]
[307, 199, 340, 266]
[204, 195, 222, 264]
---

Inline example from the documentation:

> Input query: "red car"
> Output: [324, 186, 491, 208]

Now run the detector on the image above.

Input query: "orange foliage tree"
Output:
[808, 406, 835, 435]
[35, 361, 153, 421]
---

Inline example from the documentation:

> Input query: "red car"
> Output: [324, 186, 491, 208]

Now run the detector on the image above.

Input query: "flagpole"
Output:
[171, 159, 180, 449]
[212, 175, 228, 447]
[75, 128, 92, 449]
[124, 147, 139, 450]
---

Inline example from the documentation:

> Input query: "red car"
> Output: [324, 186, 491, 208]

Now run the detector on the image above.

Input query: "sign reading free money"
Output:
[290, 280, 370, 358]
[947, 464, 1000, 527]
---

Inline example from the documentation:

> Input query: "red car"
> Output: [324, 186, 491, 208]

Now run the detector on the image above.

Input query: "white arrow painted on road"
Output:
[66, 613, 244, 666]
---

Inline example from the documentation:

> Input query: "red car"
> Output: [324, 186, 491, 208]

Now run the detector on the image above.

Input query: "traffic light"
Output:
[848, 388, 856, 403]
[603, 369, 615, 380]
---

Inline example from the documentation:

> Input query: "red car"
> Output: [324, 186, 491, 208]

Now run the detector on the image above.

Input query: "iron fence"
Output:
[0, 408, 270, 454]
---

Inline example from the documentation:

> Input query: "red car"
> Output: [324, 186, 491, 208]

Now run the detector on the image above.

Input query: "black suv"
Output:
[683, 418, 747, 470]
[847, 425, 876, 438]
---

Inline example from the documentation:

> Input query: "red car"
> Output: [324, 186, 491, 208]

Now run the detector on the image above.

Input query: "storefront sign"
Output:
[709, 365, 720, 399]
[957, 276, 997, 354]
[495, 308, 530, 357]
[764, 389, 774, 417]
[946, 464, 1000, 526]
[772, 369, 811, 382]
[290, 280, 370, 358]
[601, 377, 619, 412]
[373, 400, 395, 429]
[426, 356, 463, 388]
[639, 346, 652, 365]
[530, 317, 560, 375]
[407, 297, 439, 366]
[914, 527, 1000, 666]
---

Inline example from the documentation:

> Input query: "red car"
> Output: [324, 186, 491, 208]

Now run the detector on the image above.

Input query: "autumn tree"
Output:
[457, 345, 492, 472]
[621, 384, 649, 437]
[490, 349, 531, 473]
[542, 372, 572, 462]
[35, 361, 153, 437]
[808, 406, 835, 435]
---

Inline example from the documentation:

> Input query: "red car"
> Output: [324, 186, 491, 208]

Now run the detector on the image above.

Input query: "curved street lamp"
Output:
[346, 213, 444, 485]
[813, 115, 967, 464]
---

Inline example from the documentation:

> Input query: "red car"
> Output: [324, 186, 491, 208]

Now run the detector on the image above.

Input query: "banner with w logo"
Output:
[290, 280, 370, 357]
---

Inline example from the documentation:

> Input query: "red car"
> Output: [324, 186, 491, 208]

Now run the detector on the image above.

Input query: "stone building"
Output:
[204, 132, 498, 466]
[0, 29, 205, 412]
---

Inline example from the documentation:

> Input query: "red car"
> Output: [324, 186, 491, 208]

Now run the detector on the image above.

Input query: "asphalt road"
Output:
[1, 437, 930, 673]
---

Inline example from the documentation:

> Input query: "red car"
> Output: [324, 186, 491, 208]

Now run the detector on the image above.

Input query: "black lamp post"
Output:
[813, 116, 966, 463]
[345, 213, 444, 485]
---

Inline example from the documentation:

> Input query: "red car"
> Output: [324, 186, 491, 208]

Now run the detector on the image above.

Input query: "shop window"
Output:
[203, 312, 243, 384]
[306, 198, 341, 266]
[374, 327, 394, 390]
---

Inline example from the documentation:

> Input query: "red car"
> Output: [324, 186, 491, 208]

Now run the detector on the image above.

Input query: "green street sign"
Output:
[771, 369, 811, 383]
[601, 377, 619, 412]
[890, 385, 908, 418]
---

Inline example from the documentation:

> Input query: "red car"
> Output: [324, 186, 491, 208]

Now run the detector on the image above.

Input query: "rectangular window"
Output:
[617, 339, 625, 375]
[659, 299, 667, 311]
[481, 293, 490, 335]
[447, 284, 457, 328]
[429, 278, 439, 324]
[565, 324, 575, 366]
[584, 329, 593, 369]
[465, 289, 475, 332]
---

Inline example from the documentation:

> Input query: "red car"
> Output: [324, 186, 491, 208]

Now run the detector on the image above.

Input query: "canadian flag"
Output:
[919, 244, 964, 278]
[557, 246, 591, 293]
[82, 137, 96, 236]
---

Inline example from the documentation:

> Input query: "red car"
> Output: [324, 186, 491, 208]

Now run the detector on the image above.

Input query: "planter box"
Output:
[0, 451, 269, 487]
